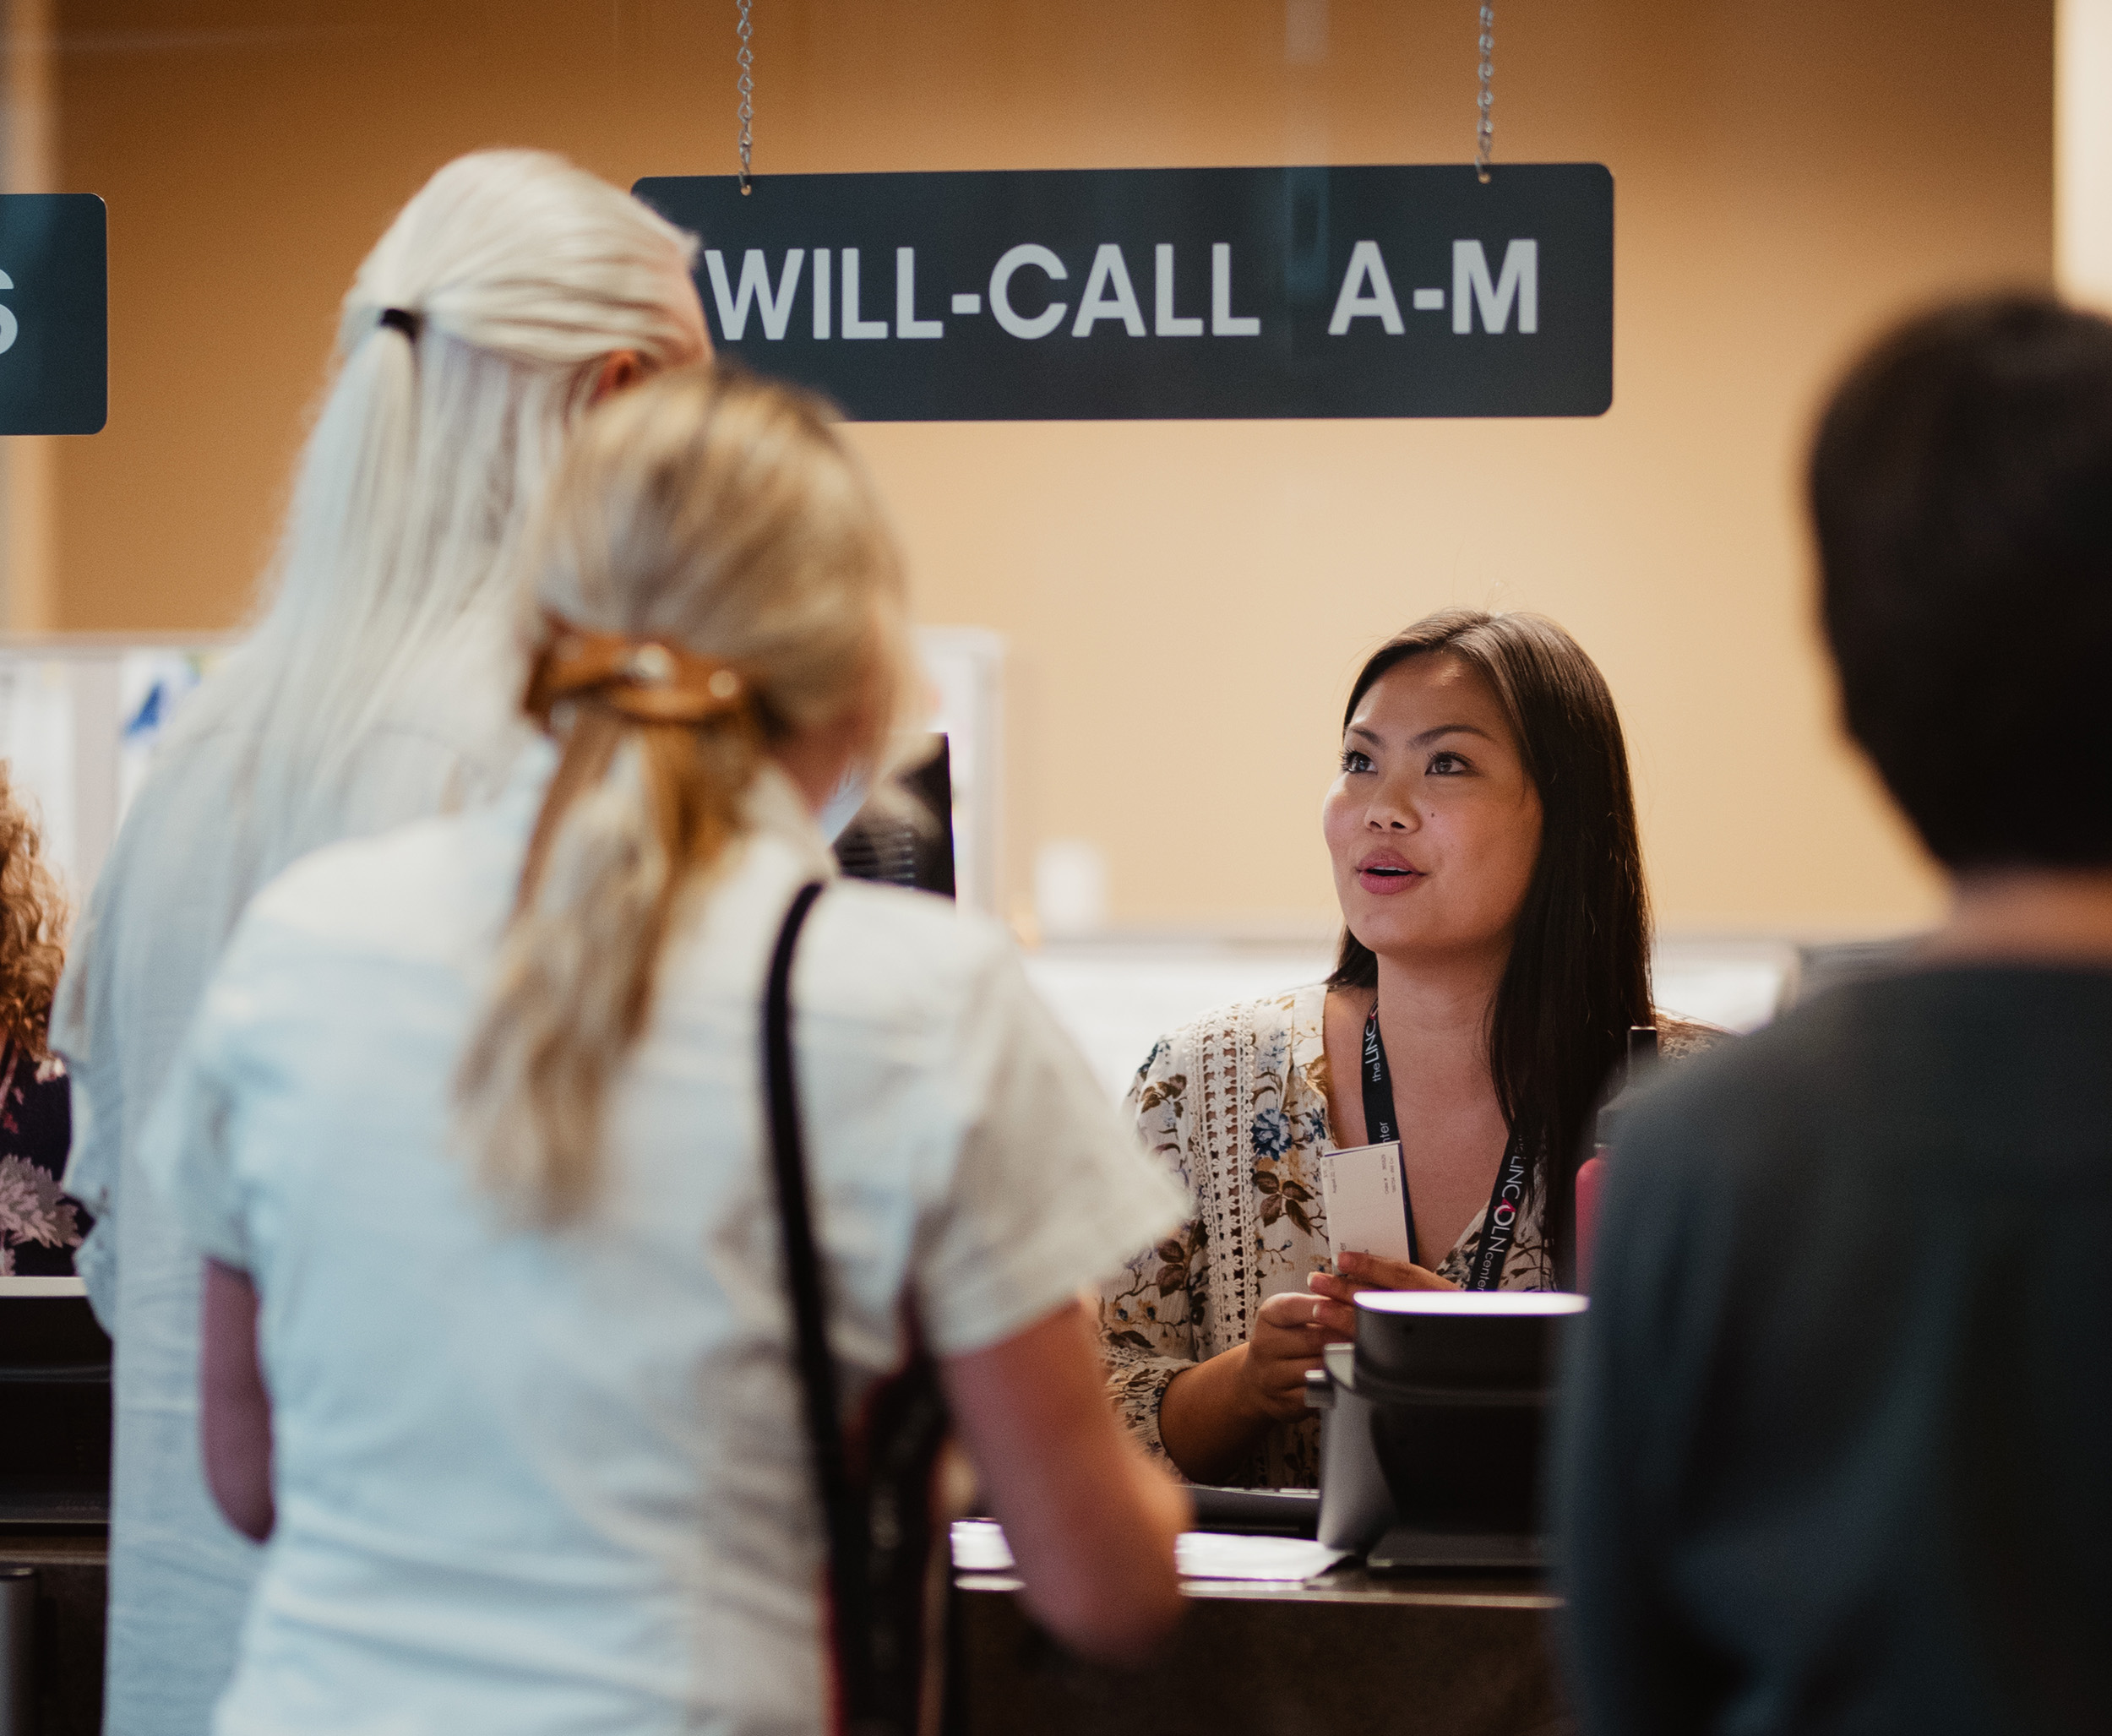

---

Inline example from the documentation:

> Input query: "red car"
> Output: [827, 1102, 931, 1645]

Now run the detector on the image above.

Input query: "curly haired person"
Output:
[0, 763, 78, 1277]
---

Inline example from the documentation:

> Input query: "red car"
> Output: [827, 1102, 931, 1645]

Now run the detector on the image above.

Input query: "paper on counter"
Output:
[951, 1520, 1015, 1572]
[1176, 1532, 1347, 1581]
[952, 1520, 1346, 1584]
[1320, 1140, 1413, 1266]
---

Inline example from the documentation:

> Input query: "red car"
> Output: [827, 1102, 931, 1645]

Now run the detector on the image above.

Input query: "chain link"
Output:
[1474, 3, 1494, 182]
[737, 0, 754, 195]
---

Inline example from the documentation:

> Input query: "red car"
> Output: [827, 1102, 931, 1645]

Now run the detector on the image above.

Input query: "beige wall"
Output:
[37, 0, 2051, 933]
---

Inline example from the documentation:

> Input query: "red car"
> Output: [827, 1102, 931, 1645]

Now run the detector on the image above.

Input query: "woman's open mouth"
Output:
[1355, 858, 1425, 895]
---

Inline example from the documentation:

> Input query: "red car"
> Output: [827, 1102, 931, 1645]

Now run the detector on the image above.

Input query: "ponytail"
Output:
[161, 149, 707, 879]
[455, 711, 759, 1222]
[454, 364, 912, 1225]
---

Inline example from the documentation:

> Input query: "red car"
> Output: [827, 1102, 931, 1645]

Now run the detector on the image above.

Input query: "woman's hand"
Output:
[1238, 1289, 1358, 1422]
[1158, 1257, 1460, 1484]
[1157, 1285, 1358, 1482]
[1307, 1249, 1460, 1309]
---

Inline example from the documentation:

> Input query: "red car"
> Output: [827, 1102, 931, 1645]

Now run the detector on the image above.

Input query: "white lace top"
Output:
[1098, 982, 1718, 1487]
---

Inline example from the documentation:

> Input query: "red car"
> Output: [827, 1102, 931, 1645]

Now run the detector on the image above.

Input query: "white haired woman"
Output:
[142, 363, 1188, 1733]
[52, 150, 709, 1733]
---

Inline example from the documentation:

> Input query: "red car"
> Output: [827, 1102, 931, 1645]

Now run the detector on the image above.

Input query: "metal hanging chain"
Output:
[1474, 3, 1494, 182]
[737, 0, 754, 194]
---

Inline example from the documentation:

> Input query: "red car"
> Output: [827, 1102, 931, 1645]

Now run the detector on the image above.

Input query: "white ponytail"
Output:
[163, 150, 706, 875]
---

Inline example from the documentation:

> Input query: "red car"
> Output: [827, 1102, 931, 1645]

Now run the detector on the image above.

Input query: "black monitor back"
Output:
[832, 734, 955, 899]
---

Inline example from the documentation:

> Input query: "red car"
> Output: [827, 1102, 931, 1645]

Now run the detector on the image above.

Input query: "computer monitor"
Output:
[831, 734, 955, 899]
[1320, 1291, 1587, 1572]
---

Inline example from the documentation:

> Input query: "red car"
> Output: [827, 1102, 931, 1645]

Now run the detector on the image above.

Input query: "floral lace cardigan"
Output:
[0, 1038, 80, 1277]
[1098, 982, 1719, 1487]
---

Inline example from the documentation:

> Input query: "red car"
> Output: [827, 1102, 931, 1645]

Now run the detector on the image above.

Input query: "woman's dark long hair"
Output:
[1326, 609, 1650, 1284]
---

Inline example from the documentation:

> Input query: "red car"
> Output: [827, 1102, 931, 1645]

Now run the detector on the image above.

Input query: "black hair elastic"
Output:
[378, 307, 422, 341]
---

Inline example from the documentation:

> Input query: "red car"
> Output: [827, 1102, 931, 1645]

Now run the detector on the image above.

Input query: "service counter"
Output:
[956, 1565, 1565, 1736]
[0, 1537, 1568, 1736]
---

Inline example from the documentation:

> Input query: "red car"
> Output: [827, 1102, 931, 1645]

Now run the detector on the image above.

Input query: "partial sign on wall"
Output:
[0, 194, 109, 436]
[634, 165, 1613, 420]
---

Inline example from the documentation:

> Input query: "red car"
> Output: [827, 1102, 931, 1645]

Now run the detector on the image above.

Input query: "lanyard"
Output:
[1359, 1004, 1530, 1292]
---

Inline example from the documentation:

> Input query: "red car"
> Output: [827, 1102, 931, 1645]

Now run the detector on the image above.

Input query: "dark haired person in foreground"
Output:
[1556, 295, 2112, 1733]
[1102, 609, 1721, 1488]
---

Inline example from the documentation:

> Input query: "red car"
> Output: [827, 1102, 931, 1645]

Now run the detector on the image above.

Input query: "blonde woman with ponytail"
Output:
[142, 365, 1189, 1735]
[52, 150, 707, 1736]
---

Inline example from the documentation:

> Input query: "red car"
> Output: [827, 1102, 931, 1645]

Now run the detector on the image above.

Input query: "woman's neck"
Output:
[1369, 944, 1507, 1093]
[1924, 866, 2112, 966]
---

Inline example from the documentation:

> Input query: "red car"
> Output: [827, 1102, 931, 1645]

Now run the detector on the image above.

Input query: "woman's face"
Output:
[1321, 653, 1543, 973]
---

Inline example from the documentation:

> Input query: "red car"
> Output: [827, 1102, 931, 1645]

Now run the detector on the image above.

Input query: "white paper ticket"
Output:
[1319, 1140, 1413, 1268]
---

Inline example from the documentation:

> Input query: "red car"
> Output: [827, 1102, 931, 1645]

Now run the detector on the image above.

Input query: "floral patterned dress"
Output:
[0, 1038, 81, 1277]
[1098, 982, 1718, 1487]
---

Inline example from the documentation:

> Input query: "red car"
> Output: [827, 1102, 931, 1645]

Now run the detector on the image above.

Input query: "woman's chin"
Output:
[1345, 914, 1508, 969]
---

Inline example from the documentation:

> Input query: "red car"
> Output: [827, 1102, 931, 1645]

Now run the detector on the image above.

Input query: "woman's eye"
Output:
[1339, 748, 1374, 774]
[1428, 752, 1468, 775]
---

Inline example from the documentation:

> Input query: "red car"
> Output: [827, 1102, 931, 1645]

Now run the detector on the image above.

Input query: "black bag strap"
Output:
[763, 881, 878, 1719]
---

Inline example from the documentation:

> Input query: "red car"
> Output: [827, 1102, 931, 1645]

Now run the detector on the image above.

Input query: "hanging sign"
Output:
[0, 194, 107, 437]
[634, 165, 1610, 422]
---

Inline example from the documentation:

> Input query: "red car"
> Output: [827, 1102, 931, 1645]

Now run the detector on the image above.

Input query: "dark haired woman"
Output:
[1101, 609, 1720, 1487]
[0, 764, 80, 1277]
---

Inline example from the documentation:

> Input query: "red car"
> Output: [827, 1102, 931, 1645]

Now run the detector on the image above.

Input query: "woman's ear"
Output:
[589, 351, 645, 405]
[775, 698, 882, 816]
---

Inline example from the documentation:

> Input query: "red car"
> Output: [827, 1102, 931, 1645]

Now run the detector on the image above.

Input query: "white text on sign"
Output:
[703, 240, 1539, 342]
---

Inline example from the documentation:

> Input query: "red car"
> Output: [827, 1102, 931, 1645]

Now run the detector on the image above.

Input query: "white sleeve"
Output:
[133, 943, 260, 1274]
[915, 943, 1190, 1360]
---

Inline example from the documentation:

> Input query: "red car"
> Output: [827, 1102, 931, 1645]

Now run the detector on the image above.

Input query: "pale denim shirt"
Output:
[138, 750, 1185, 1736]
[50, 630, 524, 1736]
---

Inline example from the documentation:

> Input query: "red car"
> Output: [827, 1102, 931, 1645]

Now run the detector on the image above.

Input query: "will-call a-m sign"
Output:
[636, 164, 1612, 421]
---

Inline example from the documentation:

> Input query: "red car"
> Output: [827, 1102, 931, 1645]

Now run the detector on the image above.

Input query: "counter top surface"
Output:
[959, 1565, 1560, 1609]
[0, 1530, 108, 1566]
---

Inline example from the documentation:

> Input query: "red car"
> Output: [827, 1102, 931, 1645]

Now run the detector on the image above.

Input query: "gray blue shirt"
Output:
[1556, 966, 2112, 1735]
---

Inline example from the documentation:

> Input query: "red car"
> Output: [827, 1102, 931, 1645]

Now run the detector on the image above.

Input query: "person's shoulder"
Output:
[241, 806, 506, 961]
[1197, 981, 1325, 1044]
[54, 719, 275, 1020]
[1617, 989, 1872, 1181]
[813, 873, 1009, 957]
[1653, 1010, 1734, 1061]
[92, 714, 252, 868]
[1636, 964, 2038, 1110]
[797, 876, 1024, 1021]
[1129, 982, 1326, 1090]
